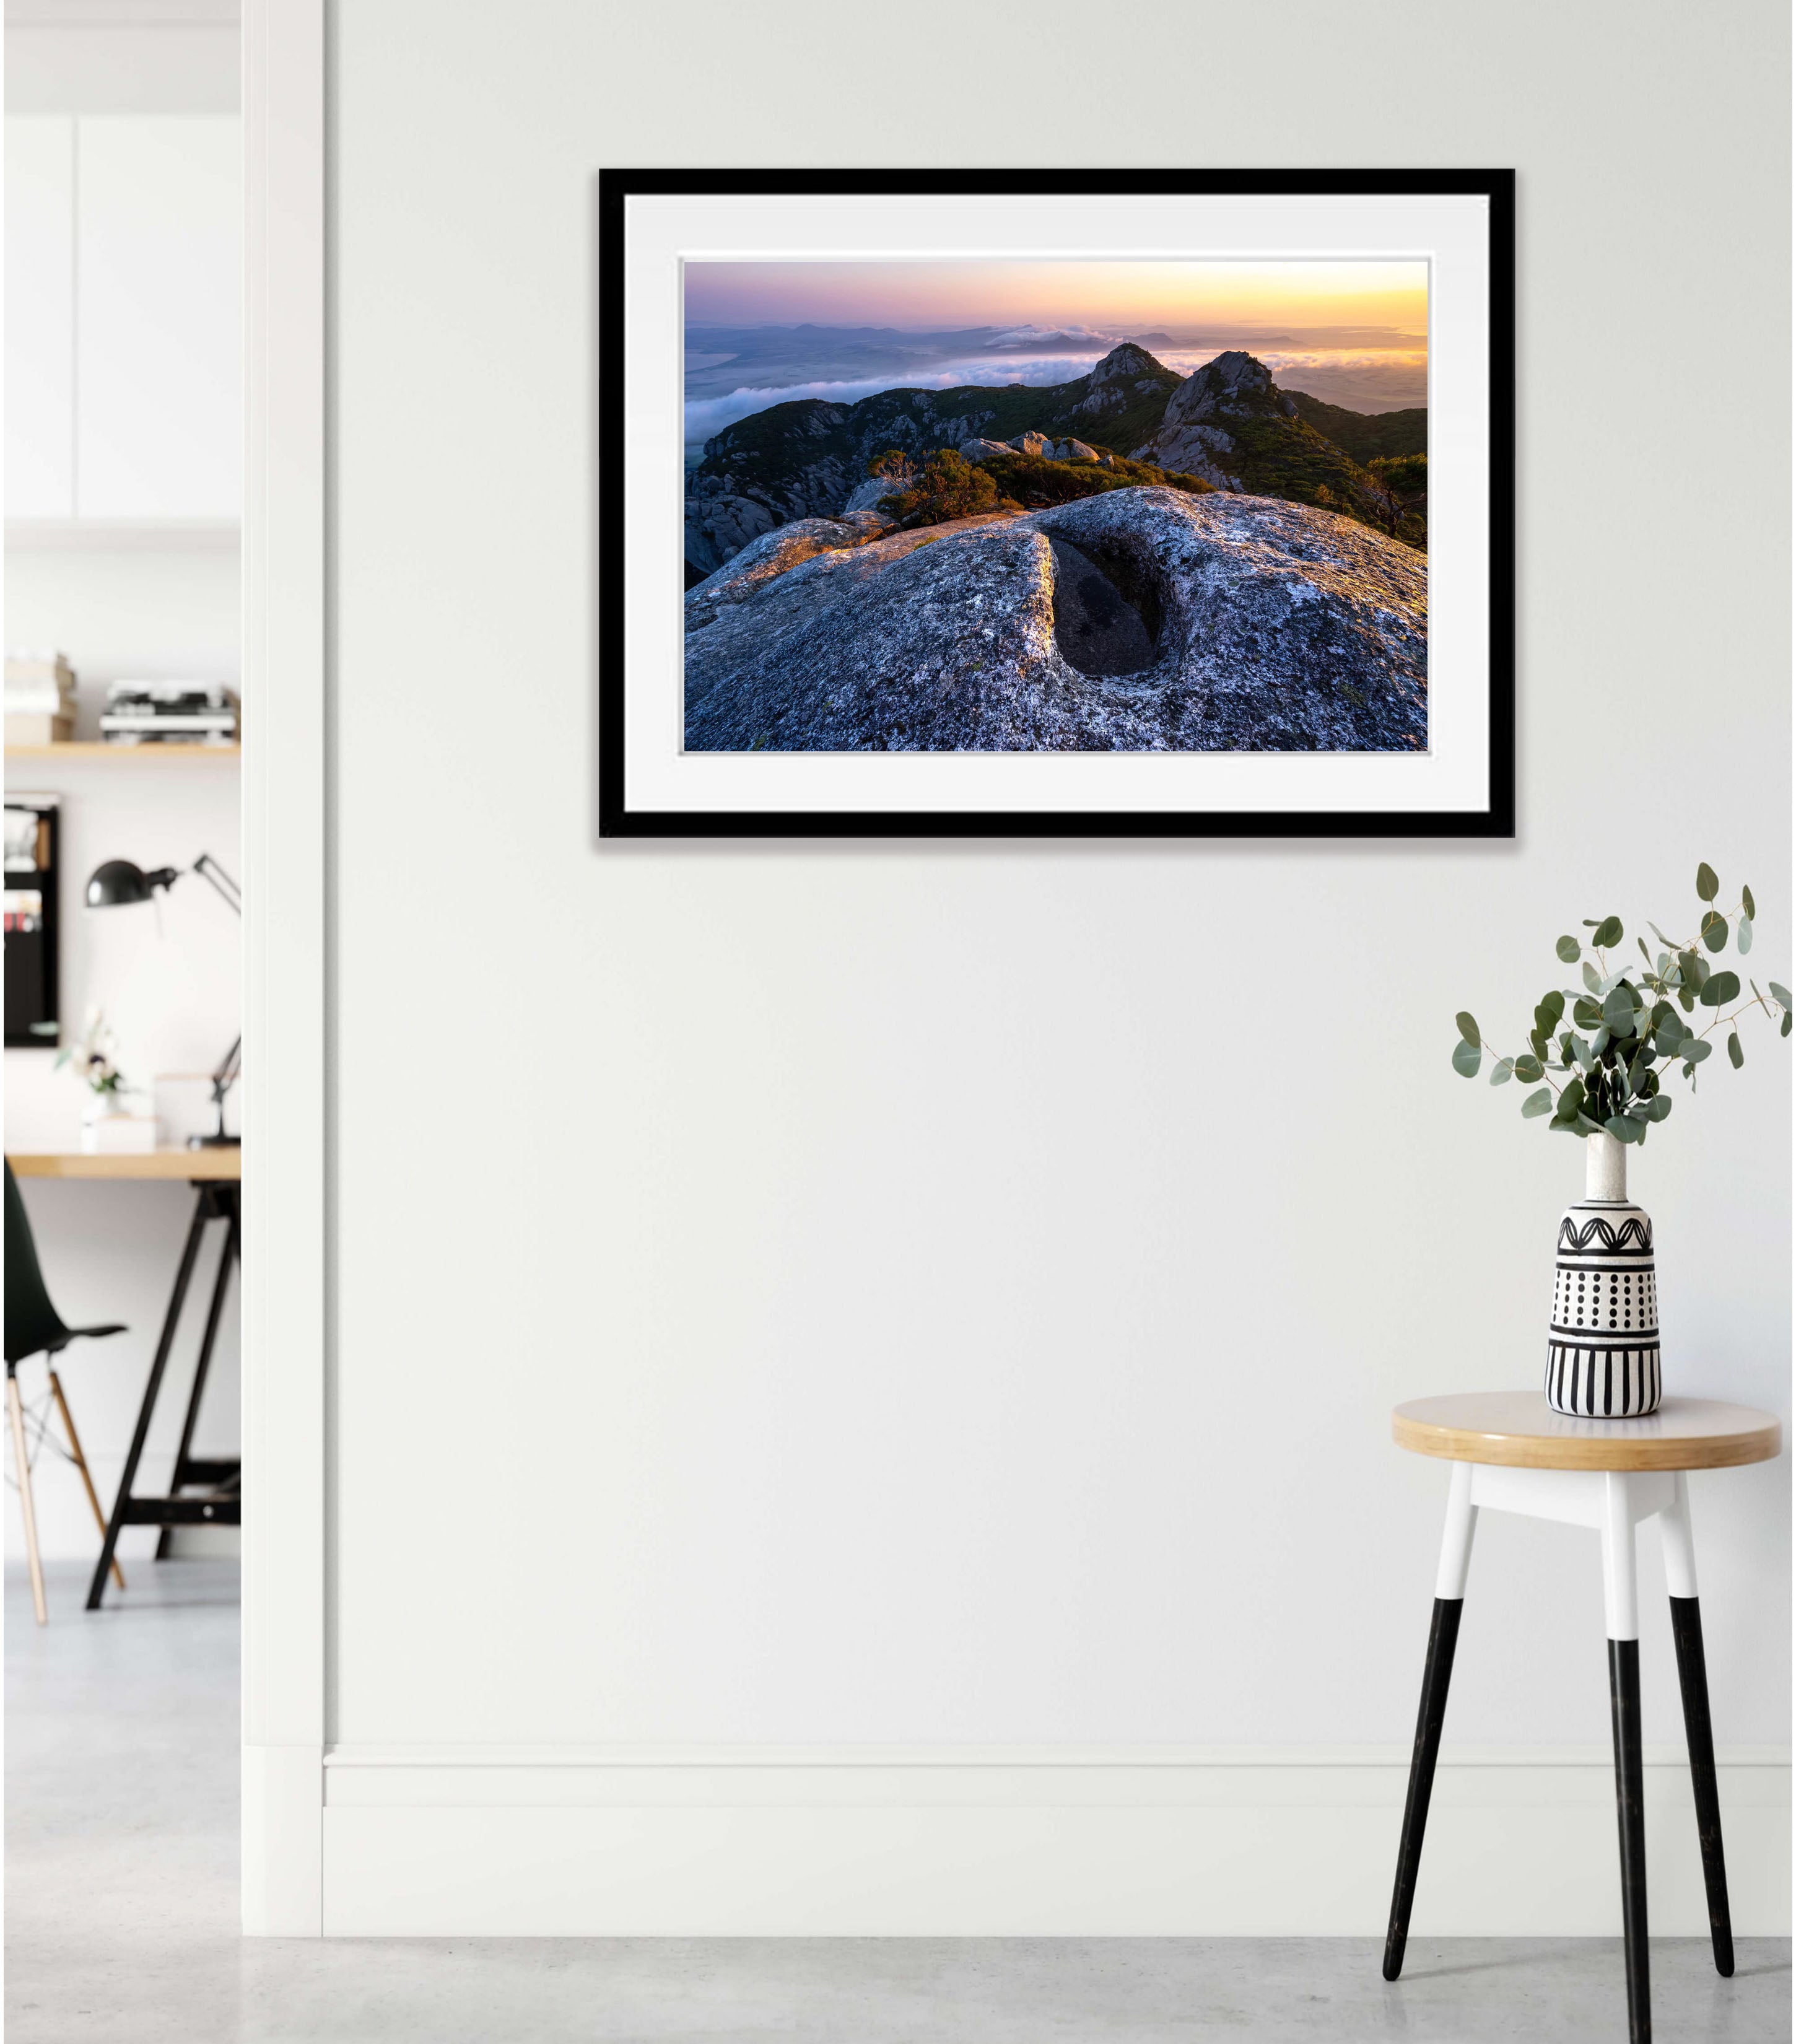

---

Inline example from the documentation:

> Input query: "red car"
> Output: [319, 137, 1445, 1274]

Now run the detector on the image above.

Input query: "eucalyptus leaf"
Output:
[1593, 915, 1624, 949]
[1743, 883, 1756, 920]
[1561, 1076, 1587, 1117]
[1645, 1094, 1673, 1122]
[1649, 922, 1676, 948]
[1654, 1013, 1686, 1055]
[1555, 935, 1580, 964]
[1769, 982, 1793, 1009]
[1490, 1057, 1514, 1086]
[1738, 916, 1753, 954]
[1602, 986, 1636, 1036]
[1699, 970, 1740, 1008]
[1573, 997, 1603, 1029]
[1455, 1011, 1481, 1047]
[1697, 862, 1720, 902]
[1520, 1087, 1554, 1118]
[1452, 1038, 1481, 1078]
[1684, 1036, 1713, 1064]
[1784, 1011, 1792, 1038]
[1582, 961, 1603, 995]
[1514, 1054, 1544, 1083]
[1576, 1114, 1608, 1137]
[1701, 909, 1728, 953]
[1728, 1031, 1744, 1069]
[1606, 1114, 1646, 1144]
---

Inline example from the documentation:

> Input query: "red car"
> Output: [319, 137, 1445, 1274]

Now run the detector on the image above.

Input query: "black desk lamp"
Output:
[85, 854, 241, 1150]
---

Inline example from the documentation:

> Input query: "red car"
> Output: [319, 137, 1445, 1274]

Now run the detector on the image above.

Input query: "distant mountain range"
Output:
[685, 344, 1426, 580]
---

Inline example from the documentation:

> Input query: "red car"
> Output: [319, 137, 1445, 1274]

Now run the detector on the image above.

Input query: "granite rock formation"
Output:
[684, 486, 1426, 754]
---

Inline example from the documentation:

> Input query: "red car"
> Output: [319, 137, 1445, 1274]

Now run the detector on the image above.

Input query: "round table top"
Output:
[1392, 1392, 1782, 1472]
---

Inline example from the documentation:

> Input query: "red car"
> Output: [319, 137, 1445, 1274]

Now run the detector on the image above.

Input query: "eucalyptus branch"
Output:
[1454, 863, 1790, 1146]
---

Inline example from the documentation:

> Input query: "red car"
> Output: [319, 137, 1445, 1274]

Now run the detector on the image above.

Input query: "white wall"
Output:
[326, 0, 1790, 1932]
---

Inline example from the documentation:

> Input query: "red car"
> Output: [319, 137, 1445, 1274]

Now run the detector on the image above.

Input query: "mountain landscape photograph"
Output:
[682, 259, 1429, 754]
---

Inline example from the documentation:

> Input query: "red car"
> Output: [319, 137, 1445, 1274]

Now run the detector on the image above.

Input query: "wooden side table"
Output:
[1385, 1391, 1781, 2044]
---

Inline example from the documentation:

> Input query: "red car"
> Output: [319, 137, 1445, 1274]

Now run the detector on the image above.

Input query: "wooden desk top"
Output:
[6, 1148, 242, 1182]
[1393, 1392, 1781, 1472]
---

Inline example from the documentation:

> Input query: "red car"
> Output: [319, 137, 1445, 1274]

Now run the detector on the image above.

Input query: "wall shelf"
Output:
[5, 742, 240, 762]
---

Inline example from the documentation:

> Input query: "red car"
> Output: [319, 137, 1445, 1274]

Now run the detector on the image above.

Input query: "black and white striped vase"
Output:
[1546, 1132, 1661, 1417]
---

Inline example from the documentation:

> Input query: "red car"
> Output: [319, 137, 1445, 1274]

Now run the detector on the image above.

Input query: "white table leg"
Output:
[1434, 1458, 1478, 1599]
[1602, 1470, 1640, 1641]
[1660, 1469, 1698, 1599]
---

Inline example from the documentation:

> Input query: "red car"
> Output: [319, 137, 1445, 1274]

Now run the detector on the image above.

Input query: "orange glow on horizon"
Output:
[684, 259, 1428, 338]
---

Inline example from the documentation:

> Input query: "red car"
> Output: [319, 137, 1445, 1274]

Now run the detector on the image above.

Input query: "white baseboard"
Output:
[245, 1742, 323, 1935]
[319, 1745, 1791, 1937]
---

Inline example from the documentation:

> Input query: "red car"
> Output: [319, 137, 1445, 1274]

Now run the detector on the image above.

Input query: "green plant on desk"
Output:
[1453, 862, 1792, 1144]
[54, 1007, 128, 1098]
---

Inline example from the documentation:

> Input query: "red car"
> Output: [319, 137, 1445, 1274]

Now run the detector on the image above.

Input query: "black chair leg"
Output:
[1668, 1595, 1733, 1976]
[1609, 1637, 1651, 2044]
[1383, 1595, 1463, 1980]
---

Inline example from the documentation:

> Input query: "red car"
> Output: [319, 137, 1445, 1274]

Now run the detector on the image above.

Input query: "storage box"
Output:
[4, 714, 74, 746]
[80, 1114, 161, 1155]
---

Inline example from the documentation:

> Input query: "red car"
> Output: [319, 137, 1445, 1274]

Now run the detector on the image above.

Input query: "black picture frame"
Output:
[601, 167, 1514, 840]
[3, 795, 61, 1048]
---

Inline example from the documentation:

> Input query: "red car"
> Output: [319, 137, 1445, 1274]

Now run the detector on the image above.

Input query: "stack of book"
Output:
[4, 652, 76, 745]
[100, 681, 239, 746]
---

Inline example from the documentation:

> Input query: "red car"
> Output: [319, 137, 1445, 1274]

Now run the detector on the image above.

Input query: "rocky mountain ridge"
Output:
[685, 343, 1184, 577]
[685, 343, 1425, 579]
[1136, 352, 1419, 539]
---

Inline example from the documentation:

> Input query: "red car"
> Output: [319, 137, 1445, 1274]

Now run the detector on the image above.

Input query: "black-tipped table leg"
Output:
[1384, 1596, 1464, 1980]
[1668, 1595, 1733, 1976]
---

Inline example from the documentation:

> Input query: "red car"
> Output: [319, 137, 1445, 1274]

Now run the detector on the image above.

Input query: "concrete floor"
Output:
[6, 1559, 1790, 2043]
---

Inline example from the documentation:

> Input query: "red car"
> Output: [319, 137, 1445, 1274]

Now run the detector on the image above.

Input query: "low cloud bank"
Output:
[683, 344, 1430, 447]
[683, 354, 1107, 446]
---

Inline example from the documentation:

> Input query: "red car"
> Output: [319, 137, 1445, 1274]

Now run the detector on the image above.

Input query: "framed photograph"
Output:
[599, 169, 1513, 839]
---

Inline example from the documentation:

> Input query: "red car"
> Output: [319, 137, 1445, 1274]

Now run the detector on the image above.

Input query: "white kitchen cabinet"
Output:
[6, 118, 77, 518]
[75, 116, 240, 518]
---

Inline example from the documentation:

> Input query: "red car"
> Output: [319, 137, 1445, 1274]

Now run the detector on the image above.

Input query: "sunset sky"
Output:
[681, 258, 1430, 450]
[684, 258, 1428, 337]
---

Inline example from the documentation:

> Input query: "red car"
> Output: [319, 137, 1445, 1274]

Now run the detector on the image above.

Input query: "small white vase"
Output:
[1545, 1131, 1660, 1417]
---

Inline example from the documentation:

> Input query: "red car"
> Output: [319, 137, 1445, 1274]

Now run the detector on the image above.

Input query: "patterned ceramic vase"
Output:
[1546, 1132, 1660, 1417]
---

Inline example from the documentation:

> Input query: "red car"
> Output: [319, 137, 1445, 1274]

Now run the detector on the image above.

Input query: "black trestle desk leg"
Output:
[1668, 1595, 1733, 1976]
[1383, 1595, 1463, 1981]
[87, 1190, 209, 1610]
[1609, 1637, 1651, 2044]
[155, 1204, 239, 1561]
